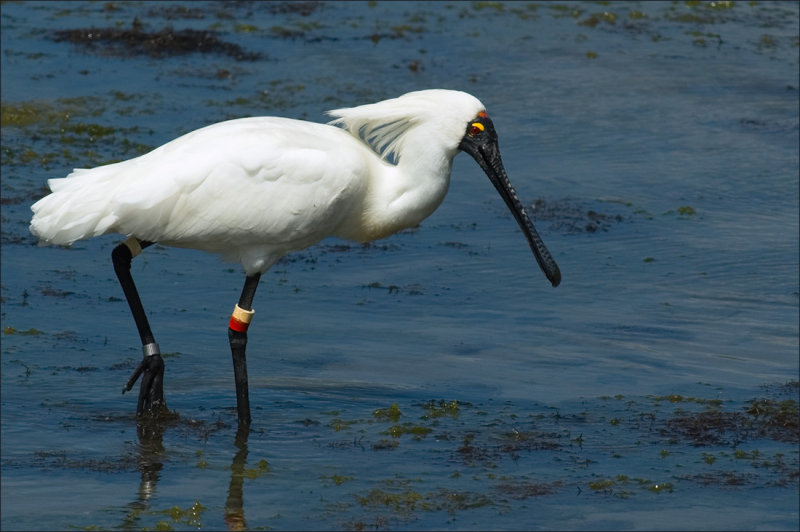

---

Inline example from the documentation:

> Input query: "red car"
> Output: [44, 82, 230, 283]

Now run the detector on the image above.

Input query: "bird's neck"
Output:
[360, 133, 456, 241]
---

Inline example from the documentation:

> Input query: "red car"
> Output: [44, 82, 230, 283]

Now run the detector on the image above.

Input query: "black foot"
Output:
[123, 354, 167, 416]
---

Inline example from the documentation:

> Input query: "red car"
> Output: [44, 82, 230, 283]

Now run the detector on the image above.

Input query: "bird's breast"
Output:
[335, 165, 451, 243]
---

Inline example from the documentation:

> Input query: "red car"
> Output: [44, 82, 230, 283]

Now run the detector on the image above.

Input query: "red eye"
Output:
[470, 124, 482, 136]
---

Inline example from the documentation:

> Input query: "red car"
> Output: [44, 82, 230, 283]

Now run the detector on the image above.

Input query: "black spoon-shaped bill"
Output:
[458, 115, 561, 287]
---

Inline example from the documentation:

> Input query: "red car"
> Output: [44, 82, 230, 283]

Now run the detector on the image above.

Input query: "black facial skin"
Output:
[458, 114, 561, 287]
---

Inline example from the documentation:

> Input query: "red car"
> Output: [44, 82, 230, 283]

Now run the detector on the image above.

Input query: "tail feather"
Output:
[30, 167, 122, 245]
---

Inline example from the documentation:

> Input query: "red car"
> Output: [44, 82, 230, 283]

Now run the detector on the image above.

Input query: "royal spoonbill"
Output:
[30, 89, 561, 425]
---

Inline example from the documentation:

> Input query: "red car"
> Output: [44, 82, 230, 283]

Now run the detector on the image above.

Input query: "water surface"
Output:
[2, 1, 798, 530]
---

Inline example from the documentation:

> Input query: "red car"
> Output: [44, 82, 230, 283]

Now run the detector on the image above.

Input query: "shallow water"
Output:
[1, 1, 798, 530]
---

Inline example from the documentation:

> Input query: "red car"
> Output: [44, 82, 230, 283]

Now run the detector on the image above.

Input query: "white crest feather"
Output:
[327, 89, 484, 163]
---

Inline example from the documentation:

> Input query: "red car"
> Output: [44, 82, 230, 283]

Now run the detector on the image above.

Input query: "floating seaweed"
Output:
[53, 22, 261, 61]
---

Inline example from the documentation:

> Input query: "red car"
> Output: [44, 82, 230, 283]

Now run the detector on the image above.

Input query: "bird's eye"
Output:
[469, 122, 485, 136]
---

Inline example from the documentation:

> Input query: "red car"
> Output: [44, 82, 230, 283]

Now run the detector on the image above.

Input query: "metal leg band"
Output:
[142, 342, 161, 357]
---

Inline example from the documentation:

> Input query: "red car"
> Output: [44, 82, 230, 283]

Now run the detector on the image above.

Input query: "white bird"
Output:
[30, 89, 560, 425]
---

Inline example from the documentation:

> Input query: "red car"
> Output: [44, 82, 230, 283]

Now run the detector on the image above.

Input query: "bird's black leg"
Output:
[113, 237, 167, 417]
[228, 273, 261, 426]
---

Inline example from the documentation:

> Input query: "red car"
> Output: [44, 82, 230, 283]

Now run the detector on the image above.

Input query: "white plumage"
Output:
[30, 89, 485, 275]
[28, 88, 560, 423]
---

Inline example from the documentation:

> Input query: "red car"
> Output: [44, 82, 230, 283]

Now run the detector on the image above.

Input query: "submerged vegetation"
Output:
[1, 95, 155, 173]
[5, 382, 793, 529]
[53, 22, 261, 60]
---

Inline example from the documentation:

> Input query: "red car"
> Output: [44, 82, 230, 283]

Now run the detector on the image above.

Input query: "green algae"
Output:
[687, 30, 722, 47]
[3, 326, 45, 336]
[472, 1, 505, 12]
[242, 459, 270, 479]
[1, 98, 104, 128]
[1, 95, 155, 170]
[322, 474, 355, 486]
[207, 81, 307, 113]
[687, 0, 735, 9]
[547, 4, 584, 19]
[650, 394, 722, 408]
[588, 475, 674, 498]
[385, 424, 432, 439]
[662, 205, 698, 217]
[358, 488, 423, 512]
[662, 396, 798, 446]
[356, 486, 492, 515]
[234, 23, 259, 33]
[117, 500, 207, 530]
[421, 399, 460, 419]
[22, 385, 800, 529]
[746, 398, 799, 441]
[579, 11, 617, 27]
[373, 402, 403, 423]
[329, 417, 363, 432]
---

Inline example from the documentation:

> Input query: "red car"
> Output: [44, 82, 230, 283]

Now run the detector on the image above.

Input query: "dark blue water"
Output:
[2, 1, 798, 530]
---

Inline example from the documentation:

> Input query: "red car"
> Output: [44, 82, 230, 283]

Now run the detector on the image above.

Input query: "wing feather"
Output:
[31, 117, 370, 257]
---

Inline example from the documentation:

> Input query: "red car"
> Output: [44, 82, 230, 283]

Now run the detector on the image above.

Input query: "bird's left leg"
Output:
[228, 273, 261, 426]
[113, 237, 168, 416]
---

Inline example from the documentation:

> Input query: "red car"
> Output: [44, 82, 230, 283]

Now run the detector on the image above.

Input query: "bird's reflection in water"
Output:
[119, 415, 168, 529]
[122, 413, 250, 530]
[135, 417, 167, 502]
[225, 425, 250, 530]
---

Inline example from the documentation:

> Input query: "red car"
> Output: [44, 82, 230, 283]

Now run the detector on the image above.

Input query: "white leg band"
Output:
[232, 304, 255, 323]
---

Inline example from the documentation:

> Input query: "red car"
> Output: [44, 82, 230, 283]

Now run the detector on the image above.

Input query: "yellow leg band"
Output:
[229, 304, 255, 332]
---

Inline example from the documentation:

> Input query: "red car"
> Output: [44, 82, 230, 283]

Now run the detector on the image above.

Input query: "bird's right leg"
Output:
[113, 237, 167, 416]
[227, 273, 261, 426]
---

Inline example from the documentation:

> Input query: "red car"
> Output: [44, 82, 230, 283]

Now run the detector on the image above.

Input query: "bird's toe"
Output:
[129, 354, 169, 417]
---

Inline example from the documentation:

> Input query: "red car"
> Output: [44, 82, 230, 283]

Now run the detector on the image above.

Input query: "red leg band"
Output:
[229, 316, 250, 333]
[229, 304, 254, 333]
